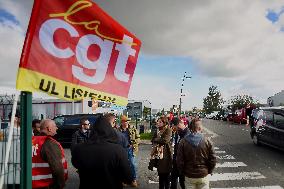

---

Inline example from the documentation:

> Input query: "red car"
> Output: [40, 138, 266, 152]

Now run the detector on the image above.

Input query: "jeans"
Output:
[128, 148, 137, 180]
[170, 161, 185, 189]
[185, 176, 209, 189]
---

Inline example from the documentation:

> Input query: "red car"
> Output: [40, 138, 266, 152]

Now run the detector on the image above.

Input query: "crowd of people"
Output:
[149, 116, 216, 189]
[2, 111, 216, 189]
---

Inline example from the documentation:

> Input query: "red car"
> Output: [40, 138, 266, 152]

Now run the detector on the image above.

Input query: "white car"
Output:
[206, 111, 219, 119]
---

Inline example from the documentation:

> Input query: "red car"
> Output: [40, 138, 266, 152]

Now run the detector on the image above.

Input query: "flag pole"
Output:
[20, 91, 32, 189]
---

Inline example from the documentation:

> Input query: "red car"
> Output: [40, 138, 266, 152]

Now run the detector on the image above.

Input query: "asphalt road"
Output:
[64, 119, 284, 189]
[202, 119, 284, 189]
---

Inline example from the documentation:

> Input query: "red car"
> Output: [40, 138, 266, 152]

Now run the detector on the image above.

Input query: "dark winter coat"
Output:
[114, 129, 129, 149]
[173, 127, 190, 160]
[176, 132, 216, 178]
[71, 129, 90, 151]
[152, 126, 173, 174]
[71, 117, 132, 189]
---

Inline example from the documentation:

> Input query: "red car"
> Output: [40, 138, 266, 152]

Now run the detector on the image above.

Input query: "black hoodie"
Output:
[71, 117, 132, 189]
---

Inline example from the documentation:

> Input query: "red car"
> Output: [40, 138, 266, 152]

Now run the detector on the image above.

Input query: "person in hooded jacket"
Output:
[176, 118, 216, 189]
[71, 116, 132, 189]
[103, 113, 129, 150]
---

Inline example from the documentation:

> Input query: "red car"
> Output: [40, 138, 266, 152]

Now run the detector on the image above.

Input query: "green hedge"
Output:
[140, 132, 153, 140]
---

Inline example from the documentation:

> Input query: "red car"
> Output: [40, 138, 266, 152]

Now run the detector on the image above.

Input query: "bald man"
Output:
[32, 119, 68, 189]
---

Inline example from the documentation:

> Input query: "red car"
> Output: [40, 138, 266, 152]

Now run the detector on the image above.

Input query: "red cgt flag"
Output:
[16, 0, 141, 106]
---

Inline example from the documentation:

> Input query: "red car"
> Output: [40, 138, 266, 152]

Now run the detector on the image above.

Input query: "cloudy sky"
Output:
[0, 0, 284, 110]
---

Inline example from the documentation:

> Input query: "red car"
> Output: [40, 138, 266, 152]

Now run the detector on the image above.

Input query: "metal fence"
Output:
[0, 95, 20, 189]
[0, 131, 21, 188]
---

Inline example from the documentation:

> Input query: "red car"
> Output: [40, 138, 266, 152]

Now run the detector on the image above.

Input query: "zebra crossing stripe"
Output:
[217, 155, 235, 160]
[209, 172, 265, 181]
[216, 162, 247, 168]
[215, 150, 226, 154]
[148, 180, 159, 184]
[214, 147, 220, 150]
[212, 186, 283, 189]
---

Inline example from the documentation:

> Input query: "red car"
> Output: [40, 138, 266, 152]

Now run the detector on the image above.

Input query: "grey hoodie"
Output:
[184, 132, 204, 147]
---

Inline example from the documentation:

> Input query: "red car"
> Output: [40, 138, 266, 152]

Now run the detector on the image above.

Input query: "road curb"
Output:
[140, 140, 152, 145]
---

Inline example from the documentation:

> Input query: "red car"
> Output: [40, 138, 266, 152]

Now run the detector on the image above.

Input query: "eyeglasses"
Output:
[83, 123, 90, 126]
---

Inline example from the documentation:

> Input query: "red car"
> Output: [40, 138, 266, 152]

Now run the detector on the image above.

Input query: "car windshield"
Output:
[64, 117, 81, 125]
[54, 116, 65, 126]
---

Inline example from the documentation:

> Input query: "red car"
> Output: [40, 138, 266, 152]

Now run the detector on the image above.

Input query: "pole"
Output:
[149, 108, 152, 130]
[179, 72, 191, 117]
[20, 92, 32, 189]
[179, 85, 183, 116]
[71, 101, 75, 114]
[179, 97, 182, 116]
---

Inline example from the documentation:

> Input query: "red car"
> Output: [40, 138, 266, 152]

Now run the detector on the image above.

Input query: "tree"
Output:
[156, 111, 162, 117]
[192, 107, 198, 113]
[203, 85, 223, 114]
[143, 106, 151, 118]
[230, 94, 258, 111]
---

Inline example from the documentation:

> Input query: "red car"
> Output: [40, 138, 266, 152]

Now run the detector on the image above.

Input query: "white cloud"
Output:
[95, 0, 284, 101]
[0, 0, 284, 109]
[129, 74, 179, 109]
[0, 22, 24, 86]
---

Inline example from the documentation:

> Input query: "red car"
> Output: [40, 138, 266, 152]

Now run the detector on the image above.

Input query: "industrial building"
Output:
[0, 95, 124, 120]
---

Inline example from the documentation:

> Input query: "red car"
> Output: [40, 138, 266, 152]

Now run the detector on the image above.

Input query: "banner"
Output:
[16, 0, 141, 106]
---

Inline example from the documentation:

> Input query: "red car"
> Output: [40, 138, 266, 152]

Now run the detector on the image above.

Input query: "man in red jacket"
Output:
[32, 119, 68, 189]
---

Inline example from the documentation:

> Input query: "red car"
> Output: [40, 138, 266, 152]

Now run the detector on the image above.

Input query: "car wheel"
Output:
[252, 134, 260, 146]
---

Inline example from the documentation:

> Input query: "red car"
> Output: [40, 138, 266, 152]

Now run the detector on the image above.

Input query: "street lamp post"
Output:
[179, 72, 191, 116]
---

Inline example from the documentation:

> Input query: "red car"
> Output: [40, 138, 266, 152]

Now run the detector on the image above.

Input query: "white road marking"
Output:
[214, 147, 220, 150]
[217, 155, 235, 160]
[148, 180, 159, 184]
[216, 162, 247, 168]
[212, 186, 283, 189]
[215, 150, 226, 154]
[209, 172, 265, 181]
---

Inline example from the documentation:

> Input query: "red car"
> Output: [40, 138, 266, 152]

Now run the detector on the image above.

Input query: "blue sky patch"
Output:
[0, 9, 20, 25]
[266, 7, 284, 24]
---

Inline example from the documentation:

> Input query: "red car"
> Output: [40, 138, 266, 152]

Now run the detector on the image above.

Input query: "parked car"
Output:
[233, 108, 247, 124]
[197, 112, 205, 118]
[206, 111, 219, 119]
[222, 111, 232, 121]
[250, 107, 284, 150]
[215, 112, 224, 120]
[53, 113, 102, 146]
